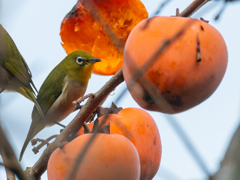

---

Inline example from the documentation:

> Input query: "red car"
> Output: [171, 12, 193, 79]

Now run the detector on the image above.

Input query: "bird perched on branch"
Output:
[19, 50, 101, 161]
[0, 24, 44, 119]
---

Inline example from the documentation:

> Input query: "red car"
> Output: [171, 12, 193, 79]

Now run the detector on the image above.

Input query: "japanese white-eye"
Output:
[19, 50, 101, 161]
[0, 24, 44, 119]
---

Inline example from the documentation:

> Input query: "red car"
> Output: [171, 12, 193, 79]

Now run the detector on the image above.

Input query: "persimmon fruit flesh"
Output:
[123, 16, 228, 114]
[60, 0, 148, 75]
[78, 107, 162, 180]
[47, 133, 140, 180]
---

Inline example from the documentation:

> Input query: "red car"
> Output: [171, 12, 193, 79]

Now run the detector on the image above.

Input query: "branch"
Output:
[0, 125, 30, 180]
[209, 123, 240, 180]
[1, 153, 16, 180]
[180, 0, 211, 17]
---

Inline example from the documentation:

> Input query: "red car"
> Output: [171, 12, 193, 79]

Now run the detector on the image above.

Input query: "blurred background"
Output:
[0, 0, 240, 179]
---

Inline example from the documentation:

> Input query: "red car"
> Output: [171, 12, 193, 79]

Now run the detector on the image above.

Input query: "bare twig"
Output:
[209, 122, 240, 180]
[1, 152, 16, 180]
[164, 115, 210, 176]
[151, 0, 172, 16]
[142, 0, 172, 30]
[0, 125, 30, 180]
[32, 135, 58, 154]
[214, 0, 240, 20]
[82, 122, 91, 133]
[180, 0, 211, 17]
[214, 1, 228, 20]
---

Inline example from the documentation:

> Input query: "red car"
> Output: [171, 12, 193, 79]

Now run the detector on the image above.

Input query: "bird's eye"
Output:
[76, 56, 84, 65]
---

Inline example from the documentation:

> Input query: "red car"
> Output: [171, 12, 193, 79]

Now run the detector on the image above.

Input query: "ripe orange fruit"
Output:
[47, 133, 140, 180]
[60, 0, 148, 75]
[123, 16, 228, 114]
[78, 108, 161, 180]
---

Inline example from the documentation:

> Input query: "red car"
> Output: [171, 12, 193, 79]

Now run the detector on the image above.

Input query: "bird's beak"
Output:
[89, 58, 101, 63]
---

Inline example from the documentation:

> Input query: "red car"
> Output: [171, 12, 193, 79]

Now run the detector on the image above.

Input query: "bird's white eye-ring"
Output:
[76, 56, 84, 65]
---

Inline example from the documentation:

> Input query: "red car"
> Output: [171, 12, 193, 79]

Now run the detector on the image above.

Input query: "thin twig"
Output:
[164, 115, 210, 175]
[151, 0, 172, 16]
[210, 122, 240, 180]
[180, 0, 211, 17]
[1, 152, 16, 180]
[214, 0, 228, 20]
[142, 0, 172, 30]
[0, 125, 30, 180]
[32, 135, 58, 154]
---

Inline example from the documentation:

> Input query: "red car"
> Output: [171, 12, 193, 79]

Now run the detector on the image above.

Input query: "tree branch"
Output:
[0, 125, 30, 180]
[209, 123, 240, 180]
[180, 0, 211, 17]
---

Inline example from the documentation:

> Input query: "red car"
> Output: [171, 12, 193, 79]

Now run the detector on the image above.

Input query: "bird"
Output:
[0, 24, 44, 119]
[19, 50, 101, 161]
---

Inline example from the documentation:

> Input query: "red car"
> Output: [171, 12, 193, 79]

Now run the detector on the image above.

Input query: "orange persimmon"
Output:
[123, 16, 228, 114]
[60, 0, 148, 75]
[47, 133, 140, 180]
[78, 108, 162, 180]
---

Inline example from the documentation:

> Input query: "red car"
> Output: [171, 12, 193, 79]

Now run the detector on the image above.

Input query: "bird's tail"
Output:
[19, 119, 46, 161]
[19, 87, 45, 121]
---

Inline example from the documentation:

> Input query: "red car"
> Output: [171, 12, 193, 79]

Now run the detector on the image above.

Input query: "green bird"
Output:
[19, 50, 101, 161]
[0, 24, 44, 119]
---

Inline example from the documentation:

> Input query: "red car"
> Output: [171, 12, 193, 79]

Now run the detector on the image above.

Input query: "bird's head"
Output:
[62, 50, 101, 84]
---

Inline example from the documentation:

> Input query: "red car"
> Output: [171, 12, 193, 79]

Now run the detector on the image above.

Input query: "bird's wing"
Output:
[0, 24, 34, 92]
[4, 56, 34, 91]
[32, 69, 67, 120]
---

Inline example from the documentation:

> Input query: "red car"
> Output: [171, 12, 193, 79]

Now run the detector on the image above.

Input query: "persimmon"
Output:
[123, 16, 228, 114]
[47, 133, 140, 180]
[60, 0, 148, 75]
[78, 107, 162, 180]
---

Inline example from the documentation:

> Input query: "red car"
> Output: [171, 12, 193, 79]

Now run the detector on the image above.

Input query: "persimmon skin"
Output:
[123, 16, 228, 114]
[78, 108, 162, 180]
[47, 133, 140, 180]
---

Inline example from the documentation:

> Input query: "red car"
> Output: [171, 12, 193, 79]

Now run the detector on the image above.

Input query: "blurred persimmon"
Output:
[78, 107, 162, 180]
[60, 0, 148, 75]
[123, 16, 228, 114]
[47, 133, 140, 180]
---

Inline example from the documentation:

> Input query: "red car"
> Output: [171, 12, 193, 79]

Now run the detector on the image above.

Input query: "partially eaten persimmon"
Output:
[60, 0, 148, 75]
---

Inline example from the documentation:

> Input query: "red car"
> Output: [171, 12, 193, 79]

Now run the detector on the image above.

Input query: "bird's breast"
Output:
[45, 76, 87, 125]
